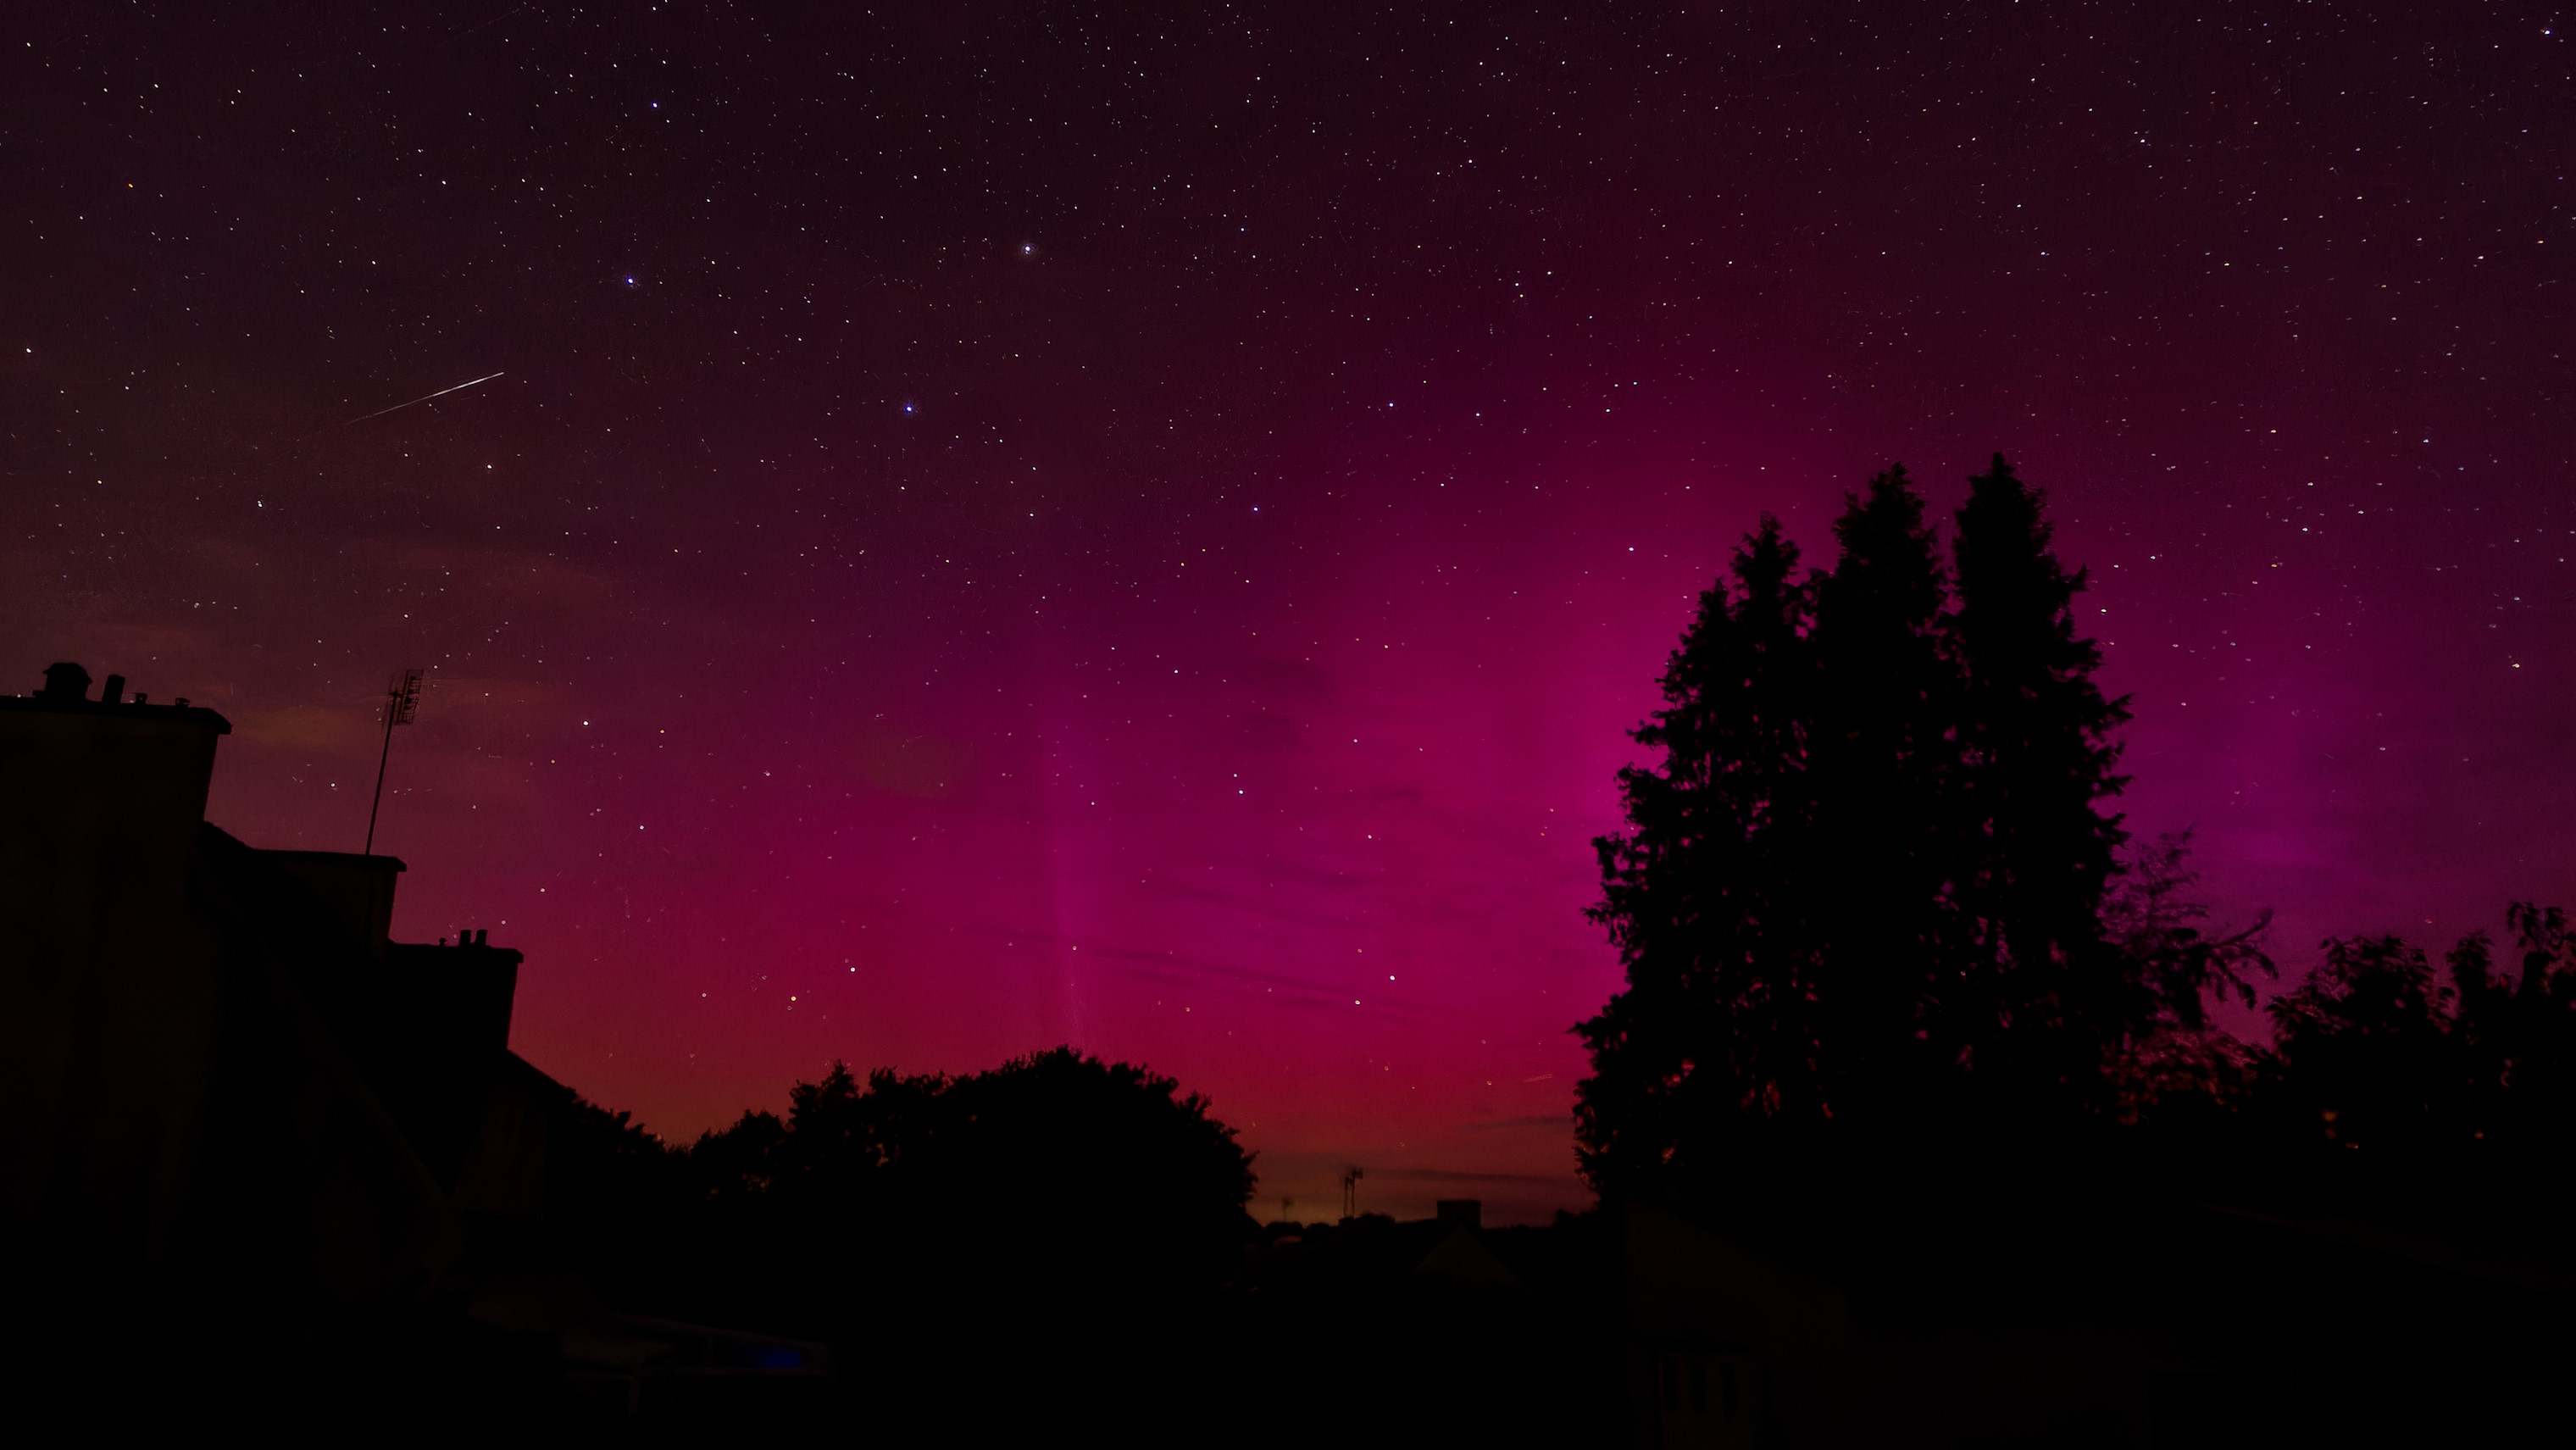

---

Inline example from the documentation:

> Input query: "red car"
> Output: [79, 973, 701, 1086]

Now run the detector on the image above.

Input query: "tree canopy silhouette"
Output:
[2246, 904, 2576, 1219]
[686, 1046, 1257, 1314]
[1576, 457, 2268, 1199]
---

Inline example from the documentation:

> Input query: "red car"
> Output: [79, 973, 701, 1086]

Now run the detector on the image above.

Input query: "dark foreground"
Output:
[13, 1197, 2573, 1447]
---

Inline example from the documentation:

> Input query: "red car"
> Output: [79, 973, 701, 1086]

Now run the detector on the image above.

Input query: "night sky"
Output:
[6, 3, 2570, 1222]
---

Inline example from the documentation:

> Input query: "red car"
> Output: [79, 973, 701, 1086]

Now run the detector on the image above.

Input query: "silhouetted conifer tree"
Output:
[1579, 458, 2257, 1202]
[1946, 453, 2135, 1111]
[1805, 466, 1965, 1118]
[1579, 518, 1821, 1192]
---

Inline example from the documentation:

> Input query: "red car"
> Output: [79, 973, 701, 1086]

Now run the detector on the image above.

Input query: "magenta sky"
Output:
[6, 5, 2570, 1221]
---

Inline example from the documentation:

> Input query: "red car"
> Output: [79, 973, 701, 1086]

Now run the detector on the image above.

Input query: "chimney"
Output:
[100, 674, 126, 706]
[3, 660, 234, 1008]
[1436, 1199, 1482, 1228]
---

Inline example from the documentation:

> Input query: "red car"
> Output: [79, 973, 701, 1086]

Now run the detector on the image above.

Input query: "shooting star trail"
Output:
[342, 370, 505, 425]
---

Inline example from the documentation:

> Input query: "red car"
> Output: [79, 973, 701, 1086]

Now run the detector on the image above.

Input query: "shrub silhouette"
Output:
[2244, 906, 2576, 1220]
[678, 1046, 1256, 1325]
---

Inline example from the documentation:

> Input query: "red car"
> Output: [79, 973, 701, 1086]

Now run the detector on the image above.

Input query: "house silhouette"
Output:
[0, 661, 564, 1337]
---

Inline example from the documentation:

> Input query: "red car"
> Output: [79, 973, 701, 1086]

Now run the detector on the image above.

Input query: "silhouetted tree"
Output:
[1579, 458, 2263, 1201]
[1805, 466, 1968, 1116]
[2451, 904, 2576, 1175]
[684, 1046, 1256, 1318]
[1946, 453, 2135, 1109]
[691, 1107, 787, 1199]
[2241, 905, 2576, 1218]
[2261, 935, 2468, 1164]
[546, 1095, 688, 1212]
[925, 1047, 1258, 1284]
[1578, 518, 1824, 1193]
[2102, 831, 2273, 1117]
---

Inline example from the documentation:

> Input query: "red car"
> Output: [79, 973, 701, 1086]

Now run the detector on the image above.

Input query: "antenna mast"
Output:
[364, 668, 426, 856]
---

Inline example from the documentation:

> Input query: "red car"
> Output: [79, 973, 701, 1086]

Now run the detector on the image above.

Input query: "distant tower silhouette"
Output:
[1341, 1165, 1363, 1220]
[364, 669, 425, 855]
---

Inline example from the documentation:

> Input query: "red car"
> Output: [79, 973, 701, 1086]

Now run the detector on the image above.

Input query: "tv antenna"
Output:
[365, 668, 426, 855]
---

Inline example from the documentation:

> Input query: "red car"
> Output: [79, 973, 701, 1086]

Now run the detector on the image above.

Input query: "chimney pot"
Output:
[130, 692, 147, 705]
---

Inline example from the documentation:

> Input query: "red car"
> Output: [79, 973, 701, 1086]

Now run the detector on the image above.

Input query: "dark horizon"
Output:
[8, 647, 2570, 1444]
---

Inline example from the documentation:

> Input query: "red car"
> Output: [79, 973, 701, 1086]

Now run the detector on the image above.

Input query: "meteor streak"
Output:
[342, 370, 504, 425]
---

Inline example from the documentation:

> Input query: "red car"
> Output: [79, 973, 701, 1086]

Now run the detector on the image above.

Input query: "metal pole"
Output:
[364, 688, 398, 856]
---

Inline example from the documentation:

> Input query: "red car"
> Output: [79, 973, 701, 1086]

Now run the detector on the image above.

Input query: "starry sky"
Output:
[5, 3, 2570, 1223]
